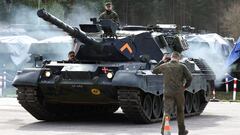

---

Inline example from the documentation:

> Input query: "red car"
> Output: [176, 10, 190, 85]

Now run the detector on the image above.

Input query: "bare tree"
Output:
[221, 1, 240, 38]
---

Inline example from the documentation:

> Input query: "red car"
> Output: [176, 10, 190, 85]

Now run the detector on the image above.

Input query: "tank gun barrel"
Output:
[37, 9, 100, 46]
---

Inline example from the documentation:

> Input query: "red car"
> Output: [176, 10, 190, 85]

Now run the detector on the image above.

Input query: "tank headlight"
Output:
[44, 71, 51, 78]
[107, 72, 114, 79]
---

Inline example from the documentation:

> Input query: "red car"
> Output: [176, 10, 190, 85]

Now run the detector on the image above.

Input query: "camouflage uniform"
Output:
[99, 10, 119, 24]
[152, 60, 192, 135]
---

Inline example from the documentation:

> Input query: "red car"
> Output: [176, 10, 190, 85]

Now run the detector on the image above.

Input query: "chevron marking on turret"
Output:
[120, 43, 133, 54]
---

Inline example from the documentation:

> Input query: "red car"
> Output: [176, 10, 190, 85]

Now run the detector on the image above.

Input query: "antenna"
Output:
[125, 0, 128, 25]
[37, 0, 41, 25]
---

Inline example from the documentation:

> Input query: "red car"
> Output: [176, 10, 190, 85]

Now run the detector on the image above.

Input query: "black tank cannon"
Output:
[37, 9, 132, 61]
[37, 9, 100, 47]
[13, 9, 215, 124]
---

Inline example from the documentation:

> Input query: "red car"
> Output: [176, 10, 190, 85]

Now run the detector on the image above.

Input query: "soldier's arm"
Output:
[155, 60, 165, 67]
[152, 64, 165, 74]
[113, 12, 120, 24]
[182, 65, 192, 88]
[155, 54, 170, 67]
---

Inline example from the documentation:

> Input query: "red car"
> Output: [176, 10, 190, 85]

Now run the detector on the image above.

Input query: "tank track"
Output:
[193, 58, 214, 109]
[118, 88, 209, 124]
[17, 87, 119, 121]
[16, 86, 210, 123]
[118, 89, 158, 123]
[193, 59, 214, 74]
[17, 87, 59, 121]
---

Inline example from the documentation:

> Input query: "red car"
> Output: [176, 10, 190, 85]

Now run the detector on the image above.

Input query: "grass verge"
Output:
[215, 91, 240, 102]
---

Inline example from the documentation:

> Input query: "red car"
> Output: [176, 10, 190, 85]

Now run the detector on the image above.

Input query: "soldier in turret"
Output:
[66, 51, 79, 63]
[99, 2, 119, 24]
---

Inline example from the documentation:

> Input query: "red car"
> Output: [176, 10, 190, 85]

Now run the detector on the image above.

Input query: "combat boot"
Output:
[179, 129, 188, 135]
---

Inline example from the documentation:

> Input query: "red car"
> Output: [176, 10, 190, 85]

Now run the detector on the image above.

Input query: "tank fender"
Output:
[112, 70, 164, 95]
[12, 68, 43, 87]
[187, 74, 207, 93]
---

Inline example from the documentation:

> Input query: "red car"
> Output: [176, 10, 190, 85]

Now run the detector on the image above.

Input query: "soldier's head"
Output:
[105, 2, 113, 11]
[171, 51, 181, 61]
[68, 51, 76, 61]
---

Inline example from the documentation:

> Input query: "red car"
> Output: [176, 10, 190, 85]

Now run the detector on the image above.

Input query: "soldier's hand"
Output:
[162, 54, 171, 63]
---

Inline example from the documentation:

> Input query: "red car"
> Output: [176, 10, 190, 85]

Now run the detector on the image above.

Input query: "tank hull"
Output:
[13, 61, 215, 123]
[39, 82, 118, 104]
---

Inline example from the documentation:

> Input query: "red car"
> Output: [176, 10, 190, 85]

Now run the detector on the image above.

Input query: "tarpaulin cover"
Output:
[0, 35, 37, 65]
[226, 40, 240, 67]
[184, 33, 232, 60]
[183, 33, 233, 81]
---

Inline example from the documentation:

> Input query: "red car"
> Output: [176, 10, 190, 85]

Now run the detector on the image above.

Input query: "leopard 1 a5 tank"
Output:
[12, 9, 215, 123]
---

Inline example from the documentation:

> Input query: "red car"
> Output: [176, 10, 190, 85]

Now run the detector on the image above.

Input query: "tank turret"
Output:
[37, 9, 190, 62]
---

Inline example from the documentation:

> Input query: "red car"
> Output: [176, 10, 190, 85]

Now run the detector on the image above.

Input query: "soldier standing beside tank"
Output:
[152, 52, 192, 135]
[99, 2, 120, 24]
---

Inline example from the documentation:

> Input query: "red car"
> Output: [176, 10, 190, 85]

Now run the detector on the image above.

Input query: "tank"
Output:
[12, 9, 215, 123]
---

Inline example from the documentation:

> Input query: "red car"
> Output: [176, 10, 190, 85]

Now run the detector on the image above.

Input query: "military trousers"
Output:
[161, 90, 186, 135]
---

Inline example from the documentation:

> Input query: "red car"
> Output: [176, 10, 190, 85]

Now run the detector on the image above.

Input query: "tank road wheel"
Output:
[204, 82, 212, 102]
[143, 94, 153, 119]
[192, 93, 201, 112]
[118, 89, 161, 123]
[185, 92, 193, 114]
[152, 95, 163, 119]
[197, 81, 214, 114]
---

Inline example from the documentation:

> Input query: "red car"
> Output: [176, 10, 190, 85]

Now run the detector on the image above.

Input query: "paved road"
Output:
[0, 98, 239, 135]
